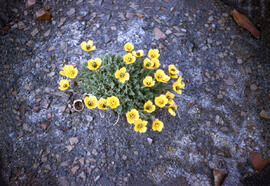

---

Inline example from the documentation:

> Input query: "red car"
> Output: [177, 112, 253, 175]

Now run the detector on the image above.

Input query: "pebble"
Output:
[154, 27, 166, 40]
[92, 149, 98, 156]
[224, 77, 234, 86]
[58, 18, 66, 27]
[33, 106, 40, 112]
[66, 145, 74, 152]
[48, 46, 55, 52]
[165, 29, 172, 35]
[40, 122, 49, 130]
[174, 33, 185, 37]
[46, 113, 52, 120]
[71, 165, 79, 174]
[69, 137, 79, 145]
[78, 171, 86, 181]
[237, 58, 243, 64]
[122, 155, 127, 160]
[31, 28, 39, 37]
[23, 123, 32, 132]
[67, 8, 75, 16]
[79, 157, 85, 166]
[26, 0, 36, 8]
[58, 176, 69, 186]
[250, 84, 257, 91]
[147, 138, 153, 145]
[208, 16, 214, 22]
[41, 99, 51, 109]
[44, 29, 51, 37]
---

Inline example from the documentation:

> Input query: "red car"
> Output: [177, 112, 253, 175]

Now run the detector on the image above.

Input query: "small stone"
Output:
[259, 110, 270, 120]
[69, 137, 79, 145]
[213, 169, 227, 186]
[217, 94, 223, 99]
[60, 161, 69, 167]
[104, 35, 111, 43]
[79, 157, 85, 166]
[36, 9, 52, 20]
[67, 8, 75, 16]
[134, 151, 138, 155]
[111, 26, 116, 30]
[26, 0, 36, 8]
[92, 149, 98, 156]
[174, 33, 185, 37]
[17, 21, 26, 29]
[58, 17, 66, 27]
[122, 155, 127, 160]
[71, 165, 79, 174]
[126, 12, 133, 19]
[208, 16, 214, 22]
[40, 122, 49, 130]
[78, 171, 86, 181]
[31, 28, 39, 37]
[154, 27, 166, 40]
[66, 145, 74, 152]
[224, 77, 234, 86]
[94, 175, 101, 182]
[41, 99, 50, 109]
[250, 84, 257, 91]
[46, 113, 52, 120]
[202, 46, 208, 51]
[180, 28, 187, 32]
[237, 58, 243, 64]
[23, 123, 32, 132]
[48, 46, 55, 52]
[33, 106, 40, 112]
[58, 176, 69, 186]
[147, 138, 153, 145]
[44, 29, 51, 37]
[165, 29, 172, 35]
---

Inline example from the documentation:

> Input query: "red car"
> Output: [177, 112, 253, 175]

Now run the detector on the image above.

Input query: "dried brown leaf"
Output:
[232, 9, 260, 39]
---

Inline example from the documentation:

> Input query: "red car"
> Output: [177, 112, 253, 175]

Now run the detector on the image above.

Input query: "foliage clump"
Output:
[58, 41, 185, 133]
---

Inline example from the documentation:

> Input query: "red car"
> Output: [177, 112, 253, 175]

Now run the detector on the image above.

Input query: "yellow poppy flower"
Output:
[152, 120, 164, 132]
[115, 67, 130, 83]
[80, 40, 96, 52]
[134, 119, 148, 133]
[144, 101, 156, 113]
[148, 49, 160, 59]
[176, 76, 183, 83]
[107, 96, 120, 109]
[126, 109, 139, 124]
[165, 91, 175, 104]
[84, 95, 97, 109]
[143, 76, 155, 87]
[161, 75, 170, 83]
[168, 103, 178, 116]
[124, 42, 134, 52]
[132, 50, 144, 58]
[97, 98, 107, 110]
[88, 58, 102, 70]
[154, 95, 168, 108]
[172, 81, 185, 94]
[168, 64, 179, 78]
[151, 58, 160, 69]
[154, 69, 166, 82]
[143, 58, 154, 69]
[58, 79, 69, 91]
[123, 53, 136, 64]
[59, 65, 78, 79]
